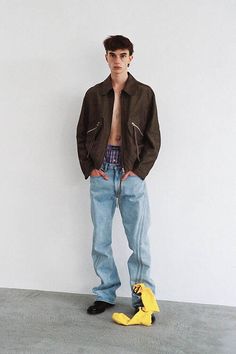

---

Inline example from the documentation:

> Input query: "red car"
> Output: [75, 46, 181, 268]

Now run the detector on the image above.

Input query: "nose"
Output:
[114, 56, 121, 64]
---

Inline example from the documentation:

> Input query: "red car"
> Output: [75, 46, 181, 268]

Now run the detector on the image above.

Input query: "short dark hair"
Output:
[103, 35, 134, 56]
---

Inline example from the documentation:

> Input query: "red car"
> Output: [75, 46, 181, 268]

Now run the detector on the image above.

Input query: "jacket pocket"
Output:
[131, 122, 144, 161]
[86, 121, 102, 157]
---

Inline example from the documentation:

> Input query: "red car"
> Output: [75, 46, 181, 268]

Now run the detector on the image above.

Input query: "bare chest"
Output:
[108, 91, 122, 145]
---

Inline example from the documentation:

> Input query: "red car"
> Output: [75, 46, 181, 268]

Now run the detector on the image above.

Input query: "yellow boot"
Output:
[112, 283, 160, 326]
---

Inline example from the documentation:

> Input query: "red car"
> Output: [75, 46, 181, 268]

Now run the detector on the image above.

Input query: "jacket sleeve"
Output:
[133, 90, 161, 179]
[76, 93, 94, 179]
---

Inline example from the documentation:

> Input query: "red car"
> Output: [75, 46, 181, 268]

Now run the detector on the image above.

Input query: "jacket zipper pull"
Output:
[86, 121, 101, 157]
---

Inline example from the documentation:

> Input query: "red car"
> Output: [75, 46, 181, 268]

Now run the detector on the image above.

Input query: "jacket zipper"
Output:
[86, 121, 101, 157]
[132, 122, 143, 161]
[131, 122, 143, 136]
[86, 121, 101, 134]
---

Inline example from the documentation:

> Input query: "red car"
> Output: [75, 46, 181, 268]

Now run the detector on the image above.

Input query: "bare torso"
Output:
[108, 89, 122, 146]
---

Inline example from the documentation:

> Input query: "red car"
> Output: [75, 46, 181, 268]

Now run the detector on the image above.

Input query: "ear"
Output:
[129, 55, 133, 63]
[105, 53, 108, 62]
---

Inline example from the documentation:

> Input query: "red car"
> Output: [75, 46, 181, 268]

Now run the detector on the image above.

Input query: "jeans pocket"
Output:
[128, 175, 143, 181]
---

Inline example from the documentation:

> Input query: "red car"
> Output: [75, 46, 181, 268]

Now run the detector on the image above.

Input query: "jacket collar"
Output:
[100, 72, 138, 96]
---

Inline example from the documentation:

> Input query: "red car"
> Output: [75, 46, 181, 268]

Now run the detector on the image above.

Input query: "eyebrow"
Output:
[109, 52, 128, 55]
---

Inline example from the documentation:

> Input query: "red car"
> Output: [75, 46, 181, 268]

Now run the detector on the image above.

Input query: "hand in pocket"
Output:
[90, 169, 109, 180]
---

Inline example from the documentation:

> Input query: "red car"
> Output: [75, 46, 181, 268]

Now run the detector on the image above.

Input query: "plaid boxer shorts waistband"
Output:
[103, 144, 122, 165]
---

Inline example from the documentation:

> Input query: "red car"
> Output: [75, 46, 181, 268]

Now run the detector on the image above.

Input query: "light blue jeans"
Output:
[89, 162, 155, 307]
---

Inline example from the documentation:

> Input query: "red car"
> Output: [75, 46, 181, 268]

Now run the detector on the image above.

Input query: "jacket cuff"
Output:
[84, 165, 94, 179]
[132, 167, 147, 180]
[80, 159, 94, 179]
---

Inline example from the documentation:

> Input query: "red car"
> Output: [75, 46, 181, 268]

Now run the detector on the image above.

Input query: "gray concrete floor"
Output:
[0, 288, 235, 354]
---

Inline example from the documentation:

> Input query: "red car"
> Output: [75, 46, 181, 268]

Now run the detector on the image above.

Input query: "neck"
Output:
[111, 71, 129, 89]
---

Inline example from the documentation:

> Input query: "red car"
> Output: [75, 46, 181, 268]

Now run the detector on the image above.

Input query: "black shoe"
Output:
[87, 301, 115, 315]
[134, 307, 156, 324]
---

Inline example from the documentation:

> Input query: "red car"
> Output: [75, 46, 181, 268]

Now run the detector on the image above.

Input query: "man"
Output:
[76, 35, 161, 316]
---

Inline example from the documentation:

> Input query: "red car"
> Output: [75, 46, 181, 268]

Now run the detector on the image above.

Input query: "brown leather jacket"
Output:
[76, 72, 161, 179]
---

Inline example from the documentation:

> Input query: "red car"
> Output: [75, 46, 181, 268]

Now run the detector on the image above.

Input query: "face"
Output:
[105, 49, 133, 75]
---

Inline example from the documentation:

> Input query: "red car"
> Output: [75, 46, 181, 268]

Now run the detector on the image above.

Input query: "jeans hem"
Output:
[95, 296, 116, 305]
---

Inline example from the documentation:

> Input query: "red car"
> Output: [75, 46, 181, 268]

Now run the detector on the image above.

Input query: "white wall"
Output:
[0, 0, 235, 307]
